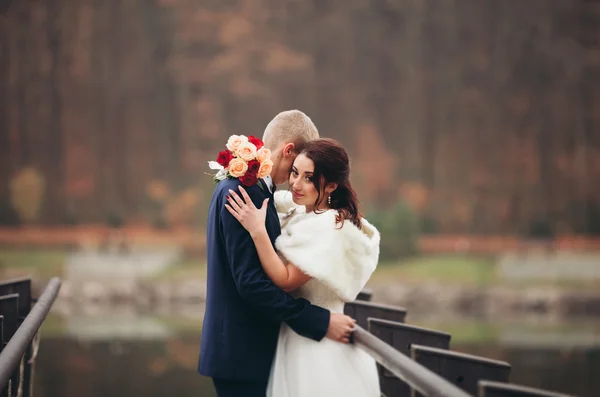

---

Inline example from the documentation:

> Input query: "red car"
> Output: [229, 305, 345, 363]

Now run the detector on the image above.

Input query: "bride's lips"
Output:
[291, 191, 303, 199]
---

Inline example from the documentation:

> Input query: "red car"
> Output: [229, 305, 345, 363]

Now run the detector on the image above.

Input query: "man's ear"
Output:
[282, 143, 295, 158]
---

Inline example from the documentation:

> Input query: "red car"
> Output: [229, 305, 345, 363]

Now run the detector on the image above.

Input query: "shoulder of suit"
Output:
[214, 178, 238, 197]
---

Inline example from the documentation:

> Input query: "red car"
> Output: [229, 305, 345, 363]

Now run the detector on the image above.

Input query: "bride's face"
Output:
[289, 154, 319, 211]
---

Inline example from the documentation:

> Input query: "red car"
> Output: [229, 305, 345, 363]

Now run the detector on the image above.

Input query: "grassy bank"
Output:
[150, 254, 497, 284]
[1, 249, 598, 291]
[371, 255, 496, 284]
[0, 248, 67, 280]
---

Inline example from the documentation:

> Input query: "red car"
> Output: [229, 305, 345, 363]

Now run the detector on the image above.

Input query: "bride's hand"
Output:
[225, 186, 269, 237]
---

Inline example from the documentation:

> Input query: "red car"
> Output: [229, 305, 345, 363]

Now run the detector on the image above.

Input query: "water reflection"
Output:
[35, 336, 216, 397]
[452, 344, 598, 397]
[34, 312, 599, 397]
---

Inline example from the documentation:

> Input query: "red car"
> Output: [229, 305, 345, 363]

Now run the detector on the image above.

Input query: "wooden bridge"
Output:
[348, 289, 577, 397]
[0, 279, 579, 397]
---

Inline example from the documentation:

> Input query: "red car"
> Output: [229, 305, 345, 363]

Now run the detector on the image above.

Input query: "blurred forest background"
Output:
[1, 0, 600, 259]
[2, 2, 600, 397]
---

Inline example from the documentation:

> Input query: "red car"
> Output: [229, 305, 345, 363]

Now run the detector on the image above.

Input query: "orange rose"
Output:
[226, 135, 248, 153]
[228, 158, 248, 178]
[255, 147, 271, 163]
[236, 142, 258, 161]
[258, 159, 273, 178]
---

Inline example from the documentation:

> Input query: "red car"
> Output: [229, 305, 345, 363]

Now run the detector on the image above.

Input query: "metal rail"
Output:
[0, 277, 61, 389]
[353, 325, 472, 397]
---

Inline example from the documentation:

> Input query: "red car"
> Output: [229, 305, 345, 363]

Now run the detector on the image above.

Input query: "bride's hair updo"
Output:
[300, 138, 362, 228]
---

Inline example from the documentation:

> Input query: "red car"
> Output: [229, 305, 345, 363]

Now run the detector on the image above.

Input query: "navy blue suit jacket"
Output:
[198, 177, 330, 381]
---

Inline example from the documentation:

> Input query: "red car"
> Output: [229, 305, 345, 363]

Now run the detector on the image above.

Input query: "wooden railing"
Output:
[0, 278, 578, 397]
[0, 277, 61, 397]
[348, 291, 577, 397]
[353, 325, 471, 397]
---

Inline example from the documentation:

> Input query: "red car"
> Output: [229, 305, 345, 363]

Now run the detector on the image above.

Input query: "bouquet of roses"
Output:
[207, 135, 273, 187]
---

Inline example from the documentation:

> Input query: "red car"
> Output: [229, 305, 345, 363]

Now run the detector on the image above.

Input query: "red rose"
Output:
[240, 171, 258, 187]
[248, 135, 264, 150]
[216, 150, 234, 167]
[247, 159, 260, 174]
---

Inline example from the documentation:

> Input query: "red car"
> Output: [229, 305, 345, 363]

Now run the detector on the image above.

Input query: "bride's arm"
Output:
[226, 187, 311, 292]
[249, 230, 310, 292]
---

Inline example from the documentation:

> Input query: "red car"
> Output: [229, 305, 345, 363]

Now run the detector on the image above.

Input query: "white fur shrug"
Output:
[273, 190, 380, 302]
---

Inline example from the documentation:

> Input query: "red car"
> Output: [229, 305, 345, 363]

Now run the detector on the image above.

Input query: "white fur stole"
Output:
[273, 191, 380, 302]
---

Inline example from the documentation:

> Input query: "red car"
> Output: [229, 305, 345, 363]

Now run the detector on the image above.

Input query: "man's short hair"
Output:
[262, 110, 319, 152]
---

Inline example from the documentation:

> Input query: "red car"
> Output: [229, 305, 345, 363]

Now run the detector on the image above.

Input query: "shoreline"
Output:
[51, 278, 600, 320]
[3, 226, 600, 253]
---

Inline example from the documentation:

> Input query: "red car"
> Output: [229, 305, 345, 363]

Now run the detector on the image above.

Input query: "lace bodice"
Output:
[293, 278, 345, 313]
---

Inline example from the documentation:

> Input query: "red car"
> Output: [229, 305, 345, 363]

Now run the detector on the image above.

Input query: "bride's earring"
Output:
[327, 196, 331, 205]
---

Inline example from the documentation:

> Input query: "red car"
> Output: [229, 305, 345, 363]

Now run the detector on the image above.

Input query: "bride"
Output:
[225, 138, 381, 396]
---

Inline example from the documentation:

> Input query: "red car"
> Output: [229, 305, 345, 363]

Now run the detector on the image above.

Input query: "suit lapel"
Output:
[258, 178, 274, 198]
[257, 180, 279, 237]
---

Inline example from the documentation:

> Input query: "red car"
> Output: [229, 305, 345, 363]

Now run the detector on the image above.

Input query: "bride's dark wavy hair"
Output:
[300, 138, 362, 228]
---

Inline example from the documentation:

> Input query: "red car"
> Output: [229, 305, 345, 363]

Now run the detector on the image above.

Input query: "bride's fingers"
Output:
[224, 203, 240, 220]
[226, 194, 242, 213]
[238, 187, 255, 209]
[261, 198, 269, 209]
[228, 189, 245, 208]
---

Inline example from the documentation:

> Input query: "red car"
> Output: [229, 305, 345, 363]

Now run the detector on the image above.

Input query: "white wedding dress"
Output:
[266, 192, 381, 397]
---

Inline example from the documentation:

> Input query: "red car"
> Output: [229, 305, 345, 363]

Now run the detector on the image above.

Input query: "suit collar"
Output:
[259, 179, 274, 198]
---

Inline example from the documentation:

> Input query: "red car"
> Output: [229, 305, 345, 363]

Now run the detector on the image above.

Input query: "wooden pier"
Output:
[348, 289, 577, 397]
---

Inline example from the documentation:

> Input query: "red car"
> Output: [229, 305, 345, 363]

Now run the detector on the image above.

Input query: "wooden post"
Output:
[410, 344, 511, 396]
[344, 300, 407, 329]
[478, 380, 576, 397]
[369, 319, 451, 397]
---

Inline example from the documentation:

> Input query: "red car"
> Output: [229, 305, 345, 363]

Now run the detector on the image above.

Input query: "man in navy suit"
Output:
[198, 110, 356, 396]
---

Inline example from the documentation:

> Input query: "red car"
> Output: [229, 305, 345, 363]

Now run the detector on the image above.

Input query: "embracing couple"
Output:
[198, 110, 381, 396]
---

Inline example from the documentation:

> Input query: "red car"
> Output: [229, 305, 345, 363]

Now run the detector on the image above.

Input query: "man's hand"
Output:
[325, 313, 356, 344]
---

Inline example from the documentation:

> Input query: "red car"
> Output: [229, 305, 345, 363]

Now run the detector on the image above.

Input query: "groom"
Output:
[198, 110, 356, 397]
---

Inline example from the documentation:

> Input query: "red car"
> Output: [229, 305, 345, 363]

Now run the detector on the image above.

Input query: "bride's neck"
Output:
[306, 203, 330, 213]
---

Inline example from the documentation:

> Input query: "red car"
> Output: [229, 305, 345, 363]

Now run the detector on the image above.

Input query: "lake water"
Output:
[32, 311, 600, 397]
